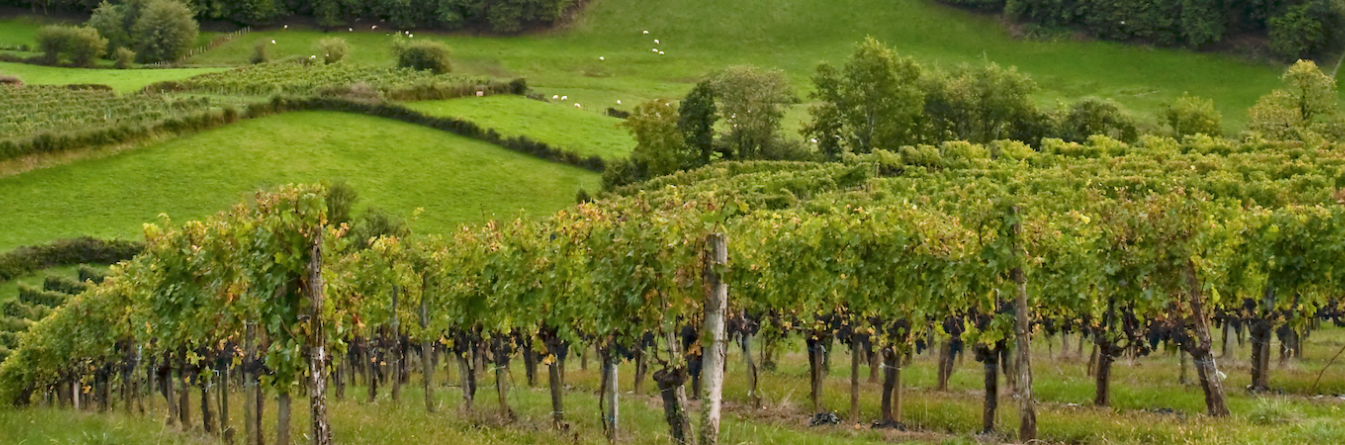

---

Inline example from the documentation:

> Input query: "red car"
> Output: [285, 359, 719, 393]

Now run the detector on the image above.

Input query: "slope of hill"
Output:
[0, 111, 599, 251]
[188, 0, 1317, 129]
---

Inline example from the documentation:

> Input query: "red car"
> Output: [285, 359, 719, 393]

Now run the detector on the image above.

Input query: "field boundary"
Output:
[3, 94, 607, 178]
[150, 27, 252, 67]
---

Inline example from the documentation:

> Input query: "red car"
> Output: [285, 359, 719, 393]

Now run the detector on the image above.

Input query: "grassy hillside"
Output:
[0, 111, 599, 251]
[186, 0, 1329, 129]
[0, 61, 228, 92]
[407, 96, 634, 159]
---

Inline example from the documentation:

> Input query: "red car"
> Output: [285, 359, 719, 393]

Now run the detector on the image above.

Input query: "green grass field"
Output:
[0, 14, 66, 48]
[407, 96, 635, 159]
[183, 0, 1336, 130]
[0, 111, 599, 251]
[0, 61, 228, 92]
[5, 329, 1345, 445]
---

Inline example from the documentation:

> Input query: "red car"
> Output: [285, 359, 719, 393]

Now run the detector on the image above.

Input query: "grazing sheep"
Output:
[599, 56, 605, 60]
[575, 103, 582, 108]
[659, 51, 664, 55]
[561, 96, 568, 101]
[616, 100, 622, 104]
[652, 48, 658, 53]
[643, 30, 649, 34]
[271, 40, 276, 44]
[553, 95, 560, 100]
[654, 39, 660, 44]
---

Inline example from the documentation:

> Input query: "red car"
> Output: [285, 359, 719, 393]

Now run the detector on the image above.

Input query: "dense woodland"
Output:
[3, 0, 575, 32]
[938, 0, 1345, 60]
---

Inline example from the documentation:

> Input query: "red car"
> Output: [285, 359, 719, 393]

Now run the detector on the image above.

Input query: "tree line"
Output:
[4, 0, 575, 33]
[605, 37, 1344, 189]
[938, 0, 1345, 61]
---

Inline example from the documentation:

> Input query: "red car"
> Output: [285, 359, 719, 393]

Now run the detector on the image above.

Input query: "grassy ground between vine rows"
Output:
[0, 265, 81, 303]
[0, 111, 599, 251]
[4, 328, 1345, 444]
[0, 61, 229, 92]
[405, 96, 634, 159]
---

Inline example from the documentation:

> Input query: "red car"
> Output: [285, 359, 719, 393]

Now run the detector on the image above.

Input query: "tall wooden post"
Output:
[307, 229, 332, 445]
[699, 233, 728, 445]
[1010, 207, 1038, 441]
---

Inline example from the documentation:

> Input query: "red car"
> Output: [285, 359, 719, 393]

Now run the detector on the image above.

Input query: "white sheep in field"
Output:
[561, 96, 568, 101]
[616, 100, 622, 105]
[659, 51, 664, 55]
[652, 48, 658, 53]
[271, 40, 276, 44]
[372, 26, 378, 30]
[599, 56, 605, 61]
[643, 30, 649, 34]
[553, 95, 560, 100]
[575, 103, 582, 108]
[654, 39, 660, 44]
[349, 28, 353, 32]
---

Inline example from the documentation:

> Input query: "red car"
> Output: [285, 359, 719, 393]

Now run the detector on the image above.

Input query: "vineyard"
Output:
[3, 133, 1345, 444]
[0, 85, 210, 141]
[148, 60, 506, 99]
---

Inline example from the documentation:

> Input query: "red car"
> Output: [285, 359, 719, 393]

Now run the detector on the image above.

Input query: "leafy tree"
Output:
[624, 99, 696, 178]
[131, 0, 199, 63]
[923, 61, 1039, 144]
[1248, 60, 1340, 140]
[1060, 98, 1139, 143]
[678, 80, 718, 166]
[1268, 0, 1344, 60]
[804, 37, 925, 159]
[712, 65, 796, 160]
[1162, 93, 1223, 137]
[87, 1, 129, 54]
[314, 0, 345, 28]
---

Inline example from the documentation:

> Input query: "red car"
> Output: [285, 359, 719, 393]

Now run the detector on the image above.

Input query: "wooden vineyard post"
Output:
[1010, 207, 1038, 441]
[307, 228, 333, 445]
[699, 232, 729, 445]
[420, 276, 435, 413]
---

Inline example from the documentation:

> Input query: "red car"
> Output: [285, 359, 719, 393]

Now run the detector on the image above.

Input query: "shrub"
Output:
[250, 41, 269, 64]
[131, 0, 199, 63]
[317, 37, 348, 64]
[0, 237, 143, 282]
[36, 25, 108, 68]
[1162, 93, 1223, 137]
[396, 41, 453, 74]
[113, 47, 135, 69]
